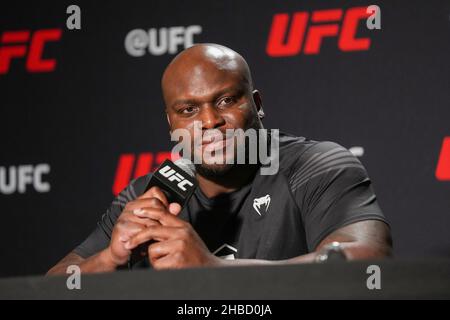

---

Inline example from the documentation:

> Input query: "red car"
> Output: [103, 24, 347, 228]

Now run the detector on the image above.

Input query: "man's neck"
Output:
[196, 164, 259, 198]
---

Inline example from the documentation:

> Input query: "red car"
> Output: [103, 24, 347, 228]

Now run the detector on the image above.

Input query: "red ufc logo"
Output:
[0, 29, 62, 74]
[266, 6, 371, 56]
[112, 152, 179, 195]
[436, 137, 450, 181]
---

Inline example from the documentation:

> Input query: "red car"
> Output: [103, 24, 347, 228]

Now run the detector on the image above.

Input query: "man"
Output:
[48, 44, 392, 274]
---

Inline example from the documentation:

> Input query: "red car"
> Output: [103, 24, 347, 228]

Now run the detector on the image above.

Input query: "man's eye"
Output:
[218, 97, 235, 108]
[181, 106, 197, 114]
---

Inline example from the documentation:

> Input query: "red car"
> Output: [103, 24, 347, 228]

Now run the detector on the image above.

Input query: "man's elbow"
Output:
[344, 239, 393, 260]
[46, 264, 67, 276]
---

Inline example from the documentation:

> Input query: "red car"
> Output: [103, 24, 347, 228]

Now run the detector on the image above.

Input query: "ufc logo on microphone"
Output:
[0, 29, 62, 74]
[266, 6, 372, 57]
[158, 165, 194, 191]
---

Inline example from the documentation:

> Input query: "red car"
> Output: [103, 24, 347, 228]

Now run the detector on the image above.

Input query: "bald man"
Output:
[48, 44, 392, 275]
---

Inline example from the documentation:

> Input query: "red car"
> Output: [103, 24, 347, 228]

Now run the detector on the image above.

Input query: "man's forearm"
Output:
[215, 241, 391, 268]
[216, 252, 318, 267]
[46, 249, 118, 276]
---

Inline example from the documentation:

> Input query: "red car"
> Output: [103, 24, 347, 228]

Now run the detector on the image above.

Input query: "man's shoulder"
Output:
[278, 131, 350, 152]
[277, 131, 320, 171]
[278, 131, 316, 156]
[277, 132, 365, 187]
[115, 173, 152, 205]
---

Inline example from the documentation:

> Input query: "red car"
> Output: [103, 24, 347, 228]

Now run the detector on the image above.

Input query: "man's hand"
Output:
[125, 206, 221, 270]
[46, 186, 185, 275]
[105, 186, 180, 267]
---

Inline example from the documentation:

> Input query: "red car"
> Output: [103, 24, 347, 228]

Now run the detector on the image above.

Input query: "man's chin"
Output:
[194, 163, 235, 178]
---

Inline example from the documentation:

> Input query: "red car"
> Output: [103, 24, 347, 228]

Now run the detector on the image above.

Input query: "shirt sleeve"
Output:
[73, 174, 151, 258]
[288, 141, 388, 252]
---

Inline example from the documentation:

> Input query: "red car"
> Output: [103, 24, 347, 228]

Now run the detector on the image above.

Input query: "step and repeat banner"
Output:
[1, 0, 449, 277]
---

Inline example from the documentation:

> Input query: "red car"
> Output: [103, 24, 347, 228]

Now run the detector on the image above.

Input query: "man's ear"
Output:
[252, 90, 265, 119]
[166, 112, 172, 134]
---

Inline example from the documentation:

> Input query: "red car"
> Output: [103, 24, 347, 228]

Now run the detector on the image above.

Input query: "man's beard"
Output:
[195, 161, 235, 179]
[193, 134, 242, 179]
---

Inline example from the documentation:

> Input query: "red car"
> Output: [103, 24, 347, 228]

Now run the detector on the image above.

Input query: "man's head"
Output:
[162, 43, 264, 178]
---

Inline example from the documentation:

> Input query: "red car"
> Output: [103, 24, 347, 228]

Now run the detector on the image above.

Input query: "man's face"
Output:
[164, 61, 262, 177]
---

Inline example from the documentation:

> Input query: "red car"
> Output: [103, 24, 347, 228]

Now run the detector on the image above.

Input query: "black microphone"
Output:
[144, 158, 197, 206]
[129, 158, 197, 268]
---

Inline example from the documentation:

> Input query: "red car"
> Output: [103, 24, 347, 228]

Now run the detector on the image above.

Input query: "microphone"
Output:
[144, 158, 197, 206]
[129, 158, 197, 268]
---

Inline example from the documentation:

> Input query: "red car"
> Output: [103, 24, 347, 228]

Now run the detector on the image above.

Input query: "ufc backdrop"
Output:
[0, 0, 449, 277]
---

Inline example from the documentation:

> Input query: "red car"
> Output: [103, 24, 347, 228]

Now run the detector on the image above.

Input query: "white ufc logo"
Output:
[0, 164, 51, 195]
[158, 165, 193, 191]
[125, 25, 202, 56]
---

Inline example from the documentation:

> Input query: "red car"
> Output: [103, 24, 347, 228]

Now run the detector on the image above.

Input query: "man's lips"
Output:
[201, 136, 234, 151]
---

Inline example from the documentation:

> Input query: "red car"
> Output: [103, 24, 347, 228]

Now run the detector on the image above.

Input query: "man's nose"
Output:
[199, 105, 226, 129]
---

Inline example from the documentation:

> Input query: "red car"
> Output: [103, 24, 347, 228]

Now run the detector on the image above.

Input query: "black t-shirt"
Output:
[74, 132, 388, 262]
